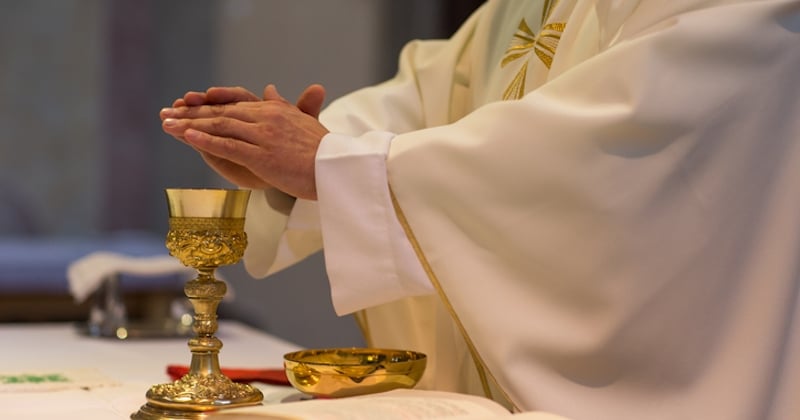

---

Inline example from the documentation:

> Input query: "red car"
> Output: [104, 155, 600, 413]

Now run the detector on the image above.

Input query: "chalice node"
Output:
[132, 188, 263, 420]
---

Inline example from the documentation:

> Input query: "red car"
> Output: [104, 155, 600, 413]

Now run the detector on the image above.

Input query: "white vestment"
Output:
[243, 1, 800, 419]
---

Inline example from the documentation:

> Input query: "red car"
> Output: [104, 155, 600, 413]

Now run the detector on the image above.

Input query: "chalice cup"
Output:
[133, 188, 263, 420]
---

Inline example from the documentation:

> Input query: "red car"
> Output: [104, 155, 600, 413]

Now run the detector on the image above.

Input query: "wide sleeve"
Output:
[386, 1, 800, 415]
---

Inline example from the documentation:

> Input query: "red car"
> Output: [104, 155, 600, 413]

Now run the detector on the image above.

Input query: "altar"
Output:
[0, 321, 302, 419]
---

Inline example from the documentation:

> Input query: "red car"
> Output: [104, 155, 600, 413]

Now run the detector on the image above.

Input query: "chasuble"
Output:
[243, 0, 800, 418]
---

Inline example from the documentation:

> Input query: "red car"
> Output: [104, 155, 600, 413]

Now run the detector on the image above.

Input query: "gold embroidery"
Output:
[533, 22, 566, 69]
[502, 60, 530, 101]
[501, 18, 536, 67]
[501, 2, 566, 100]
[389, 187, 519, 412]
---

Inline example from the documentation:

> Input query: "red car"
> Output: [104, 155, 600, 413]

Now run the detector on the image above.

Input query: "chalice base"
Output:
[131, 373, 263, 419]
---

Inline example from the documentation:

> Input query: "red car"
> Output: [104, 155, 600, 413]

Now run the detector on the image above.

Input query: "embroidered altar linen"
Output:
[0, 368, 117, 392]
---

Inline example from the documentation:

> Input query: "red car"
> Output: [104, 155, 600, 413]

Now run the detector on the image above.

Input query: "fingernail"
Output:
[161, 107, 176, 117]
[163, 118, 178, 127]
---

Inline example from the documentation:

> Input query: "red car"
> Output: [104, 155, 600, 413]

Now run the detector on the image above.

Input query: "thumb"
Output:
[296, 84, 326, 119]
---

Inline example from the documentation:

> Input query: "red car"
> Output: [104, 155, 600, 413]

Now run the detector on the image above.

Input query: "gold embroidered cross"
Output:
[501, 2, 566, 100]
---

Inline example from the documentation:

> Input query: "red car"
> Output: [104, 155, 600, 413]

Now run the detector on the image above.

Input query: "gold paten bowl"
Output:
[283, 348, 427, 398]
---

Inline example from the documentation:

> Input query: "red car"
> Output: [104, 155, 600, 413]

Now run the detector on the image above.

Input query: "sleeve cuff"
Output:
[316, 131, 434, 315]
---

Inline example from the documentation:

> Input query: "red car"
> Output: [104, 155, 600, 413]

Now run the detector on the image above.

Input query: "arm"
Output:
[160, 5, 485, 285]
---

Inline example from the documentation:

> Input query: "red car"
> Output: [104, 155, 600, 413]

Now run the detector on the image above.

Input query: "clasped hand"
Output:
[160, 84, 329, 200]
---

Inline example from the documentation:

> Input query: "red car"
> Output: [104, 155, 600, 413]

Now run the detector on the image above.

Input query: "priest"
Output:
[160, 0, 800, 419]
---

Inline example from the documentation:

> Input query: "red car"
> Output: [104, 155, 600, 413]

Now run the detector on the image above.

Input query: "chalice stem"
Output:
[185, 267, 225, 377]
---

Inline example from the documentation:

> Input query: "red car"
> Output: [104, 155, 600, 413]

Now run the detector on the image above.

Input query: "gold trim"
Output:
[389, 188, 519, 411]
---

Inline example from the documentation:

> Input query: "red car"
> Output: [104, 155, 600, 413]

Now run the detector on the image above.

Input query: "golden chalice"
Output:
[132, 188, 263, 420]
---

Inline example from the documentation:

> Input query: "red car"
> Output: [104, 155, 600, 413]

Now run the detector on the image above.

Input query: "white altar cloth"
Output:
[0, 321, 302, 419]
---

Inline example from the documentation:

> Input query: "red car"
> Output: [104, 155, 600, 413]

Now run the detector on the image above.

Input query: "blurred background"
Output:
[0, 0, 482, 348]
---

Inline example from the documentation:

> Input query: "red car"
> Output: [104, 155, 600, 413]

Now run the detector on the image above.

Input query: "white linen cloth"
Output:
[67, 251, 195, 302]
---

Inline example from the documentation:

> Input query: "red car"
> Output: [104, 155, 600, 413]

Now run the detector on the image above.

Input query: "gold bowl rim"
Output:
[165, 188, 251, 218]
[283, 347, 427, 366]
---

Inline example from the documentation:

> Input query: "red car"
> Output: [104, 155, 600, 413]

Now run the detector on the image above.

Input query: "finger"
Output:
[162, 117, 186, 137]
[169, 116, 259, 145]
[296, 84, 326, 118]
[184, 128, 262, 170]
[162, 103, 181, 121]
[262, 84, 289, 103]
[205, 86, 260, 104]
[183, 91, 208, 106]
[161, 102, 271, 123]
[198, 152, 271, 190]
